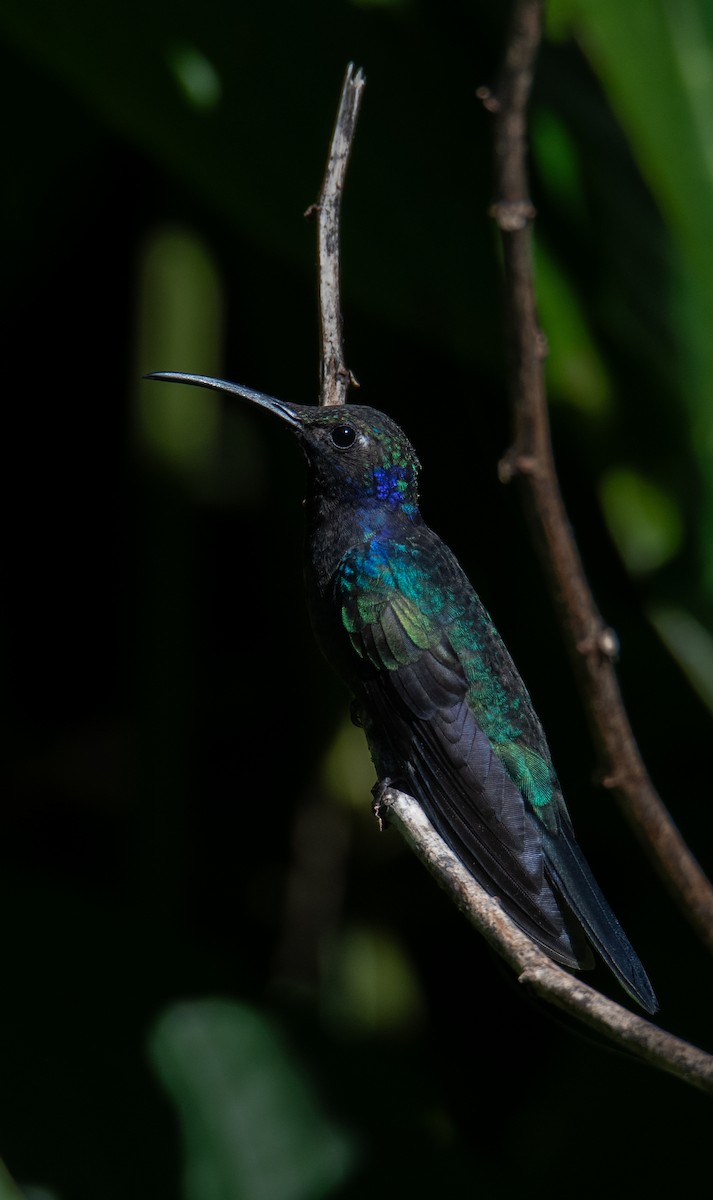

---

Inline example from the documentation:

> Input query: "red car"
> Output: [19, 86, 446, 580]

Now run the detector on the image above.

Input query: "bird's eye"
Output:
[330, 424, 356, 449]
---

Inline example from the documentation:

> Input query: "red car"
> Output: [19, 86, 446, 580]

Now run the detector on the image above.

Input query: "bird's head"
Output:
[146, 372, 422, 516]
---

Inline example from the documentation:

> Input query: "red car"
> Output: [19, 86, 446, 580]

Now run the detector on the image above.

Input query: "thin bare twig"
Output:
[484, 0, 713, 952]
[379, 788, 713, 1094]
[307, 62, 365, 408]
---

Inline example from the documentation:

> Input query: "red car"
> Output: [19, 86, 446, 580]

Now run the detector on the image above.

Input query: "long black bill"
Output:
[145, 371, 302, 427]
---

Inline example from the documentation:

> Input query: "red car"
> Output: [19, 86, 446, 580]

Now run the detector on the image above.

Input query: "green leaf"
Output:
[533, 236, 612, 417]
[149, 1000, 354, 1200]
[0, 1160, 24, 1200]
[550, 0, 713, 597]
[598, 467, 682, 575]
[320, 924, 426, 1036]
[649, 604, 713, 715]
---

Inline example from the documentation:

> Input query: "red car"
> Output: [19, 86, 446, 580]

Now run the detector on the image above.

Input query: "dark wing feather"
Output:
[361, 637, 584, 966]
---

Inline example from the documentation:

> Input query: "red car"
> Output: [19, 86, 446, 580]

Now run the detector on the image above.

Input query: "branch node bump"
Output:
[601, 772, 625, 791]
[498, 451, 537, 483]
[576, 624, 619, 662]
[598, 625, 621, 661]
[489, 199, 536, 231]
[476, 85, 501, 113]
[535, 329, 549, 359]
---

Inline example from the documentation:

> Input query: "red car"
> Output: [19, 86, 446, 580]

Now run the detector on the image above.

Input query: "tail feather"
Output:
[543, 824, 658, 1014]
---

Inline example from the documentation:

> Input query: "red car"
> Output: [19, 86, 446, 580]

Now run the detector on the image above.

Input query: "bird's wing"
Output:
[335, 536, 585, 966]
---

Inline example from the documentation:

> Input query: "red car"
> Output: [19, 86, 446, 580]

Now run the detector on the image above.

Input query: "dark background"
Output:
[2, 1, 712, 1197]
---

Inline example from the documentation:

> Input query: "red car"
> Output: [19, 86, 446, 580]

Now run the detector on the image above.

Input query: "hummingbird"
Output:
[147, 371, 658, 1014]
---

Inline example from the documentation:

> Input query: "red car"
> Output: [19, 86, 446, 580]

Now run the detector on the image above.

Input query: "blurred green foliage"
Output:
[150, 1001, 354, 1199]
[3, 1, 713, 1197]
[0, 1160, 25, 1200]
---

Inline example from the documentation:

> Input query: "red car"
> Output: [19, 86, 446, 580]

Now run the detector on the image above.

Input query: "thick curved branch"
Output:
[307, 62, 365, 408]
[379, 787, 713, 1094]
[483, 0, 713, 952]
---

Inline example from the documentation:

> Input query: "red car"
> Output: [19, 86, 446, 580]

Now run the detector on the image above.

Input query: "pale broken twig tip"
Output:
[314, 64, 366, 407]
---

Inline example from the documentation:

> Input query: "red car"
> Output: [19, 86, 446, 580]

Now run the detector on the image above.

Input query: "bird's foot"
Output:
[371, 778, 394, 832]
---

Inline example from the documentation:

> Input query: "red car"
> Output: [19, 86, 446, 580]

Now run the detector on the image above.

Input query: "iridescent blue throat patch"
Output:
[373, 464, 414, 508]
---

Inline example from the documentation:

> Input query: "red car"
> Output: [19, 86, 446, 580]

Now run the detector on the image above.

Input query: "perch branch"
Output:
[379, 788, 713, 1094]
[483, 0, 713, 952]
[307, 62, 365, 408]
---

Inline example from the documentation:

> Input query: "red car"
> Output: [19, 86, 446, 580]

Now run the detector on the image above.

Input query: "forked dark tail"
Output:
[542, 825, 658, 1014]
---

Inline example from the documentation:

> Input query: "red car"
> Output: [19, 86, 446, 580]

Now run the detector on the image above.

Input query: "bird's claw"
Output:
[371, 778, 393, 831]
